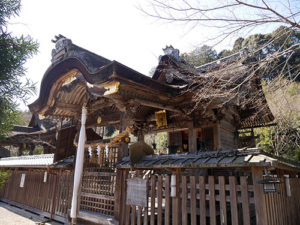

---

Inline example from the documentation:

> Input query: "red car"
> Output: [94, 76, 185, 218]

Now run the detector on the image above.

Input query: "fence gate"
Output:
[79, 144, 119, 218]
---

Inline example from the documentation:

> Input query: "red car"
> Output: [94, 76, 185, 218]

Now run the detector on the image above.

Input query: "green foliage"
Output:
[256, 81, 300, 161]
[0, 0, 38, 138]
[184, 26, 299, 81]
[228, 26, 300, 80]
[145, 132, 168, 154]
[256, 117, 300, 161]
[0, 169, 11, 190]
[182, 45, 218, 67]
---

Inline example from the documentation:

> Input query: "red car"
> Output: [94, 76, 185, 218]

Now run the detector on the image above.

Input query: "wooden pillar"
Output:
[114, 169, 124, 222]
[137, 130, 144, 142]
[118, 113, 129, 161]
[252, 167, 268, 225]
[188, 121, 197, 152]
[213, 124, 221, 150]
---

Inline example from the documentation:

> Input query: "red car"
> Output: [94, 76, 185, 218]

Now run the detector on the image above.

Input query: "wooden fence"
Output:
[117, 169, 300, 225]
[264, 176, 300, 225]
[0, 169, 73, 223]
[118, 170, 256, 225]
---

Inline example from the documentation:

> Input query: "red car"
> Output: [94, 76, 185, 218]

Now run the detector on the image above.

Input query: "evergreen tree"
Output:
[182, 45, 218, 67]
[0, 0, 38, 138]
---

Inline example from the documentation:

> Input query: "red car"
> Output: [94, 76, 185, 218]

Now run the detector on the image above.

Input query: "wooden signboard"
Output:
[126, 178, 148, 207]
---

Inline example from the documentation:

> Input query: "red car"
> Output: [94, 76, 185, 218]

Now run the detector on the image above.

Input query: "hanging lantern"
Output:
[155, 110, 167, 128]
[97, 116, 102, 124]
[257, 176, 281, 193]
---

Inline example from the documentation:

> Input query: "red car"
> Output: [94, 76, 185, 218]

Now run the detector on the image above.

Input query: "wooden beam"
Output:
[130, 99, 182, 113]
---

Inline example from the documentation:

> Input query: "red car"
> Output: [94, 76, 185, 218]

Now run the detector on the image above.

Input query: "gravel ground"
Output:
[0, 202, 63, 225]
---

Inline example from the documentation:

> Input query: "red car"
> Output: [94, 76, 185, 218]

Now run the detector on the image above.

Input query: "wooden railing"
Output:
[0, 169, 73, 223]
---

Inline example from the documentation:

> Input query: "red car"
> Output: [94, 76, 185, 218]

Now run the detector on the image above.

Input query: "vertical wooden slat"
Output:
[143, 206, 148, 225]
[181, 176, 188, 225]
[143, 174, 149, 225]
[229, 176, 238, 225]
[137, 207, 142, 225]
[240, 176, 250, 225]
[190, 176, 197, 225]
[121, 170, 129, 225]
[252, 167, 267, 225]
[218, 176, 227, 225]
[150, 175, 156, 225]
[164, 175, 170, 225]
[209, 176, 216, 225]
[125, 205, 130, 225]
[199, 176, 206, 225]
[114, 170, 123, 221]
[157, 175, 162, 225]
[131, 206, 136, 225]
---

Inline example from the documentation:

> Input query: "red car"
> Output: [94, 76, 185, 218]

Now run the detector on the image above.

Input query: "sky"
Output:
[8, 0, 281, 110]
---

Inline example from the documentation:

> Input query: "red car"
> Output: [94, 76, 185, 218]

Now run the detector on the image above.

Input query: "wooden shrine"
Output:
[0, 36, 299, 225]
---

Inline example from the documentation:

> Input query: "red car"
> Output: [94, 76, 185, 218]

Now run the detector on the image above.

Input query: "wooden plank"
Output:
[157, 175, 162, 225]
[240, 176, 250, 225]
[164, 175, 170, 225]
[125, 203, 130, 225]
[251, 167, 267, 225]
[190, 176, 197, 225]
[137, 207, 142, 225]
[229, 176, 238, 225]
[209, 176, 216, 225]
[218, 176, 227, 225]
[150, 175, 156, 225]
[121, 170, 128, 225]
[181, 176, 188, 225]
[131, 206, 136, 225]
[143, 206, 148, 225]
[81, 192, 115, 201]
[199, 176, 206, 225]
[114, 170, 122, 220]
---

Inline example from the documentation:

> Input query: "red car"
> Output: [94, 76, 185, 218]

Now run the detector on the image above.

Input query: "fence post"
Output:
[114, 169, 123, 222]
[252, 167, 267, 225]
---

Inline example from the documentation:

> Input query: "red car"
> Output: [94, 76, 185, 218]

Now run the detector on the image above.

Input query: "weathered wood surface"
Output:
[0, 169, 73, 221]
[118, 170, 262, 225]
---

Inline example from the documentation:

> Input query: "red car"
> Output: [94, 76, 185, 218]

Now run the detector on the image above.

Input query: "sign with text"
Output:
[126, 178, 147, 207]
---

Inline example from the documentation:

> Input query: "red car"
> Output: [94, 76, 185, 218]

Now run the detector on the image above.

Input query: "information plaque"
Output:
[126, 178, 148, 207]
